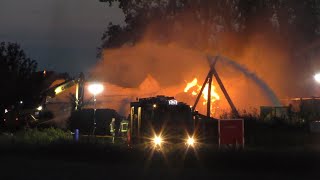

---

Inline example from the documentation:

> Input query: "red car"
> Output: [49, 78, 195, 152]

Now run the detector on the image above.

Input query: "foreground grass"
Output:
[0, 128, 73, 145]
[0, 141, 320, 180]
[1, 128, 320, 179]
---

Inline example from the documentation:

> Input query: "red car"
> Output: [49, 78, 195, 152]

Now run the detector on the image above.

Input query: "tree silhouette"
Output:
[100, 0, 320, 52]
[0, 42, 38, 110]
[99, 0, 245, 50]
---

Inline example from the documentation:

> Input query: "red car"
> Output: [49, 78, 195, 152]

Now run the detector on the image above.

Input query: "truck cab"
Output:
[129, 96, 194, 148]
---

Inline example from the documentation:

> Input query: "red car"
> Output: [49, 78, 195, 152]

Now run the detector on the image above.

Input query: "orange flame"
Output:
[184, 78, 220, 115]
[184, 78, 198, 95]
[202, 82, 220, 105]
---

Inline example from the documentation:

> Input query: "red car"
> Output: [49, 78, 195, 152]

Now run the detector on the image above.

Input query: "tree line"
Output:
[100, 0, 320, 54]
[0, 42, 40, 111]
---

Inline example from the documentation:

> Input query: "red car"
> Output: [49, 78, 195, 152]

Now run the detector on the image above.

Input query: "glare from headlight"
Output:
[36, 106, 43, 111]
[186, 137, 195, 146]
[153, 135, 163, 146]
[315, 73, 320, 83]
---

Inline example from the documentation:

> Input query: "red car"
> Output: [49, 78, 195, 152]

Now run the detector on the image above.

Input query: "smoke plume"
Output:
[90, 10, 303, 116]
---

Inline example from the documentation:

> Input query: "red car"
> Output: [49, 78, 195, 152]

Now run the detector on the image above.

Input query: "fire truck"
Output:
[129, 96, 196, 148]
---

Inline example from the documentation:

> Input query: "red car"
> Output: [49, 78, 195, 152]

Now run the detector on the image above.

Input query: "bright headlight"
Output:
[36, 106, 43, 111]
[186, 137, 195, 146]
[153, 135, 163, 146]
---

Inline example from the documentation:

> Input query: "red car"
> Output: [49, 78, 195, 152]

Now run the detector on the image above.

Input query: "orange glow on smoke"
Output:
[184, 78, 220, 115]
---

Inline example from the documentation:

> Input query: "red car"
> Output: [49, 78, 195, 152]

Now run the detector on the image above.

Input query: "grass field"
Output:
[0, 128, 320, 180]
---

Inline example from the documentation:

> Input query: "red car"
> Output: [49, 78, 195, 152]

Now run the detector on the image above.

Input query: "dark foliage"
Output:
[99, 0, 320, 55]
[0, 42, 39, 110]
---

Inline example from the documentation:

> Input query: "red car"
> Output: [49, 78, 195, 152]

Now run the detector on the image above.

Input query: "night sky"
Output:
[0, 0, 124, 74]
